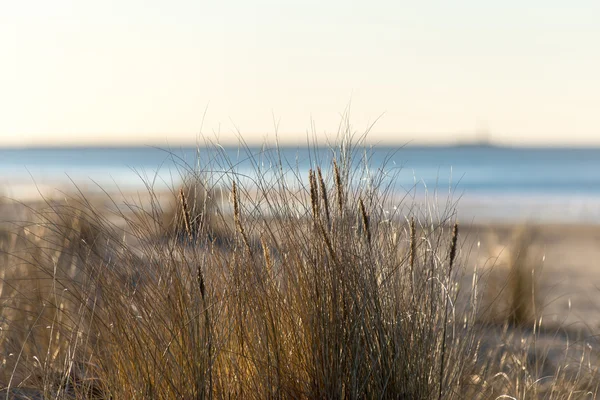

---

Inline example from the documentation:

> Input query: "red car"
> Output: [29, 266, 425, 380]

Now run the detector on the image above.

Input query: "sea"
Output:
[2, 144, 600, 224]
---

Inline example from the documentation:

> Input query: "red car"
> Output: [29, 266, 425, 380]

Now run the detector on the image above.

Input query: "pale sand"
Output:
[455, 223, 600, 378]
[460, 223, 600, 332]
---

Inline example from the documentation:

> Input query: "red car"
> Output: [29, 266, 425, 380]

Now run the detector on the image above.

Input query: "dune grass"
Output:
[0, 138, 598, 399]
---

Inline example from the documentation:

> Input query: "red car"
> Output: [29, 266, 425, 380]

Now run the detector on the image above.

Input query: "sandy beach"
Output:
[460, 222, 600, 332]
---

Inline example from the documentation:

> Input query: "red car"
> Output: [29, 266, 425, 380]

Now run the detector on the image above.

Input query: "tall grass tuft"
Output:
[0, 138, 597, 398]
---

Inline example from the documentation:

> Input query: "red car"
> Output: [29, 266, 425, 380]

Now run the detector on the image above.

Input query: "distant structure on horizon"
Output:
[453, 127, 494, 147]
[475, 127, 493, 145]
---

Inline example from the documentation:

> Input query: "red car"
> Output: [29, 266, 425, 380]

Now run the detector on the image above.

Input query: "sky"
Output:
[1, 1, 599, 147]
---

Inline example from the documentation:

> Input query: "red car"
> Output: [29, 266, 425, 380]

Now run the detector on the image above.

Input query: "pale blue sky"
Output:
[1, 1, 599, 146]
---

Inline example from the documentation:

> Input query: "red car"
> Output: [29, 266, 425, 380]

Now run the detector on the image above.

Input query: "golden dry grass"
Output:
[0, 140, 597, 399]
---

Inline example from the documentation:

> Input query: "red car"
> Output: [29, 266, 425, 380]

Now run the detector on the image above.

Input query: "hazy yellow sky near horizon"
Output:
[1, 1, 599, 147]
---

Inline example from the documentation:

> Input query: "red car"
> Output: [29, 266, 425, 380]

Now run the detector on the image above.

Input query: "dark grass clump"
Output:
[476, 226, 541, 328]
[161, 173, 214, 239]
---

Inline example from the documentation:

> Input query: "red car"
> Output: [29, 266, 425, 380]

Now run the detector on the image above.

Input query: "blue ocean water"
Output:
[1, 145, 600, 223]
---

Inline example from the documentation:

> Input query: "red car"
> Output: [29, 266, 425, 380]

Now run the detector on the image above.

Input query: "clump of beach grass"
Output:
[0, 135, 597, 399]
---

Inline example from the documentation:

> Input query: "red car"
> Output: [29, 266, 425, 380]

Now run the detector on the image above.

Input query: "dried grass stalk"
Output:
[317, 167, 331, 226]
[232, 181, 252, 255]
[439, 221, 459, 400]
[448, 222, 459, 272]
[333, 159, 344, 216]
[359, 197, 371, 245]
[179, 187, 193, 240]
[309, 169, 319, 220]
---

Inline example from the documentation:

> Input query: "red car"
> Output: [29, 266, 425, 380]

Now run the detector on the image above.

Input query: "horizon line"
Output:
[1, 141, 600, 151]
